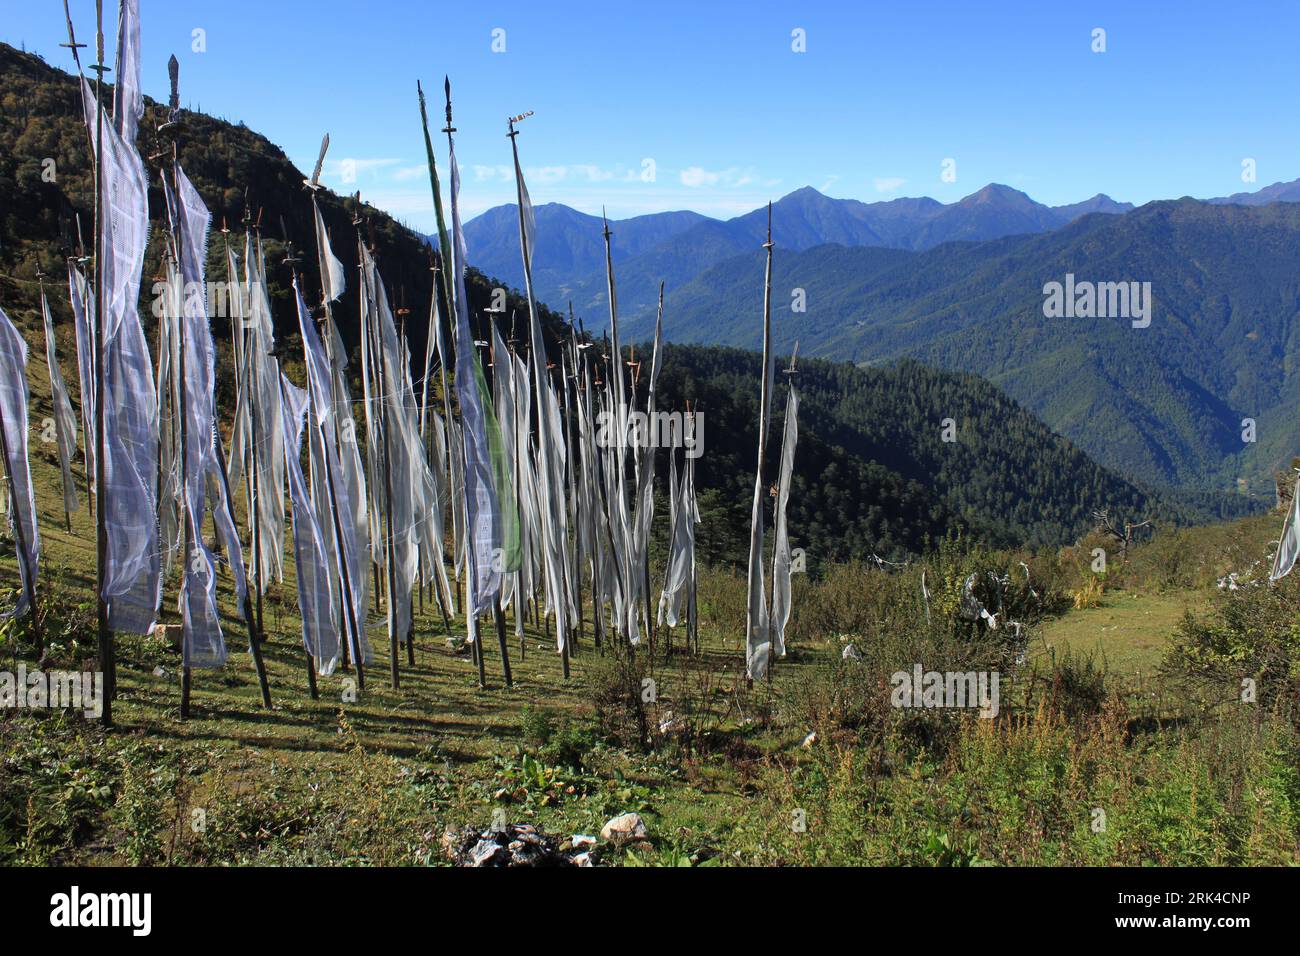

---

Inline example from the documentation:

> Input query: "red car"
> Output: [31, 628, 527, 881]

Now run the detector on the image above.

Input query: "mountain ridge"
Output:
[631, 198, 1300, 494]
[461, 182, 1142, 312]
[462, 177, 1300, 328]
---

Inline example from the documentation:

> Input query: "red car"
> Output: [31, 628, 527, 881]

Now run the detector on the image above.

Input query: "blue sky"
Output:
[5, 1, 1298, 229]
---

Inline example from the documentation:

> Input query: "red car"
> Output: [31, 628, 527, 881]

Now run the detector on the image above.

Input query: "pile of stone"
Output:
[442, 823, 598, 867]
[441, 813, 652, 867]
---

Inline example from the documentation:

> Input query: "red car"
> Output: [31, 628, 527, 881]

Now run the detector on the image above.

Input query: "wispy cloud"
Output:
[473, 164, 512, 183]
[316, 156, 784, 229]
[391, 164, 429, 182]
[679, 166, 759, 188]
[313, 157, 403, 184]
[472, 163, 626, 184]
[873, 176, 907, 193]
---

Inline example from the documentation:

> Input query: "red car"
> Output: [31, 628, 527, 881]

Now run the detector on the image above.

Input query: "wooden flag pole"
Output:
[312, 199, 363, 677]
[579, 342, 607, 653]
[319, 418, 366, 693]
[238, 215, 268, 646]
[474, 614, 487, 689]
[395, 297, 426, 640]
[368, 243, 403, 689]
[417, 82, 460, 625]
[304, 651, 318, 699]
[289, 233, 366, 694]
[274, 371, 321, 700]
[172, 208, 193, 719]
[213, 434, 273, 708]
[420, 255, 453, 637]
[485, 314, 514, 686]
[504, 330, 527, 659]
[568, 348, 585, 656]
[443, 82, 485, 685]
[222, 227, 249, 541]
[399, 310, 417, 670]
[507, 112, 572, 679]
[746, 203, 775, 690]
[65, 0, 116, 726]
[493, 596, 513, 687]
[155, 62, 199, 720]
[599, 213, 632, 647]
[61, 31, 92, 522]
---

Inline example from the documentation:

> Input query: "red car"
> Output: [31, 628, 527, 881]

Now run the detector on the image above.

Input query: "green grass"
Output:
[1038, 590, 1200, 679]
[2, 313, 1298, 866]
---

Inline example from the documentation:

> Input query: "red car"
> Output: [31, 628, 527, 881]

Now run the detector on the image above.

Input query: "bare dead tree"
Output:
[1092, 510, 1152, 559]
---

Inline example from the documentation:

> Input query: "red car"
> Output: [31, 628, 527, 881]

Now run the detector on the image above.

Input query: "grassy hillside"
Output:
[4, 494, 1297, 865]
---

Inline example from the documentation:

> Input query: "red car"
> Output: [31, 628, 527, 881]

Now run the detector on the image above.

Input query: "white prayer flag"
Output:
[67, 260, 96, 487]
[450, 132, 503, 621]
[281, 375, 340, 674]
[166, 166, 227, 668]
[78, 0, 160, 634]
[0, 305, 40, 618]
[1270, 472, 1300, 582]
[770, 385, 799, 658]
[295, 281, 371, 665]
[39, 284, 80, 515]
[313, 200, 347, 304]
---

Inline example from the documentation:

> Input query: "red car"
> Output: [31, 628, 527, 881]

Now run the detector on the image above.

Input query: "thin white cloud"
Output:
[352, 162, 783, 230]
[873, 176, 907, 193]
[315, 157, 402, 184]
[679, 166, 716, 187]
[570, 164, 616, 182]
[391, 164, 429, 182]
[529, 165, 570, 184]
[679, 166, 760, 188]
[473, 164, 513, 182]
[470, 162, 625, 184]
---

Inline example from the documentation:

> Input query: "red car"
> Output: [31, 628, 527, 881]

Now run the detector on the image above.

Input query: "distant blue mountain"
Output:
[459, 183, 1135, 317]
[456, 204, 709, 311]
[1207, 177, 1300, 206]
